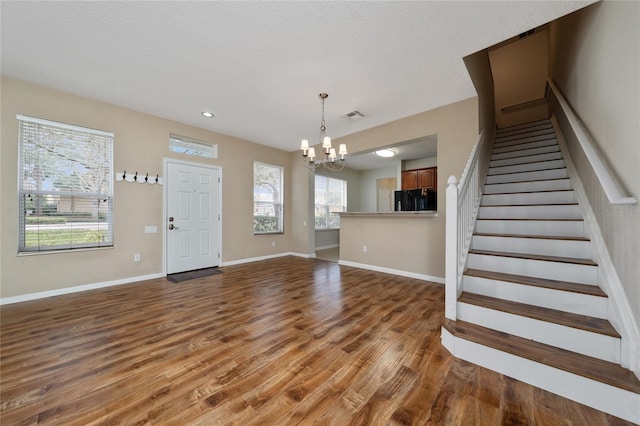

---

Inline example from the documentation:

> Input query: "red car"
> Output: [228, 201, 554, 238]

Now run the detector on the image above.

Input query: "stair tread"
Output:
[443, 319, 640, 393]
[497, 119, 551, 133]
[464, 268, 605, 297]
[494, 136, 557, 147]
[488, 166, 566, 177]
[473, 232, 589, 241]
[483, 189, 574, 196]
[489, 156, 563, 168]
[491, 145, 561, 156]
[469, 249, 596, 266]
[492, 140, 559, 152]
[479, 202, 578, 207]
[484, 177, 570, 186]
[458, 292, 619, 338]
[497, 122, 552, 133]
[476, 218, 584, 224]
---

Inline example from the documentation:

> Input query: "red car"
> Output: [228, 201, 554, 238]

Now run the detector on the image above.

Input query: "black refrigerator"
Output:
[394, 189, 437, 211]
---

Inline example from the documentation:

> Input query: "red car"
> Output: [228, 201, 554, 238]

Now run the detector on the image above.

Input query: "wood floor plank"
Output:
[1, 256, 633, 425]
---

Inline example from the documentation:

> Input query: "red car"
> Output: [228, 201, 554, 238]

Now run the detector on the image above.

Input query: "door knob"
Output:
[169, 223, 179, 230]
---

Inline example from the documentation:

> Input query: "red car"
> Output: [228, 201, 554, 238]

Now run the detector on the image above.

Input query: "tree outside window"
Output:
[315, 175, 347, 230]
[18, 115, 113, 252]
[253, 162, 284, 234]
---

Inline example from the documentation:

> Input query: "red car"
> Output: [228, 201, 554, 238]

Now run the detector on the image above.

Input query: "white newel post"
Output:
[445, 175, 459, 320]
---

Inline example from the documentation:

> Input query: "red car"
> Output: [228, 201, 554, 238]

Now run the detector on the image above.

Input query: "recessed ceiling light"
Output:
[375, 148, 396, 158]
[201, 111, 214, 118]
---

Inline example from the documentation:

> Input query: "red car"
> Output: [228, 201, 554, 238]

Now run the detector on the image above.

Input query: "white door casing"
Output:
[165, 160, 221, 274]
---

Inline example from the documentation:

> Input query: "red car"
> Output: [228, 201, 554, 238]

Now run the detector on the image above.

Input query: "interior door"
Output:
[376, 177, 397, 212]
[166, 161, 221, 274]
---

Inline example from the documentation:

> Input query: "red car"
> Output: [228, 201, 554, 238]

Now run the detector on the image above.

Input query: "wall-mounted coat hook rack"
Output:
[116, 171, 163, 185]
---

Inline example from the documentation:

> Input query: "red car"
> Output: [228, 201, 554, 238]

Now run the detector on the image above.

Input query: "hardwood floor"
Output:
[0, 257, 631, 425]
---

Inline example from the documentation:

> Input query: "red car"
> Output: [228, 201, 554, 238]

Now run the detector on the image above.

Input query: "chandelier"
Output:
[300, 93, 347, 172]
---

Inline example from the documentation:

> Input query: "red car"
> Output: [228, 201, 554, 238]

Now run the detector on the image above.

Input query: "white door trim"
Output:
[162, 158, 222, 276]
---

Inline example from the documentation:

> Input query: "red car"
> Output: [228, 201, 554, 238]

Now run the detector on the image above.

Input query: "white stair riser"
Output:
[492, 140, 559, 155]
[498, 119, 551, 130]
[481, 191, 575, 206]
[457, 303, 620, 363]
[495, 133, 556, 147]
[497, 119, 550, 132]
[475, 220, 586, 238]
[467, 253, 598, 284]
[470, 235, 591, 259]
[485, 168, 569, 184]
[496, 129, 555, 143]
[497, 124, 553, 140]
[483, 179, 572, 194]
[489, 159, 565, 175]
[462, 275, 607, 318]
[477, 204, 582, 220]
[490, 152, 563, 168]
[440, 329, 639, 424]
[492, 144, 560, 160]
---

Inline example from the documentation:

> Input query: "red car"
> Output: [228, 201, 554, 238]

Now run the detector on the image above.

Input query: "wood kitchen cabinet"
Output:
[401, 167, 437, 190]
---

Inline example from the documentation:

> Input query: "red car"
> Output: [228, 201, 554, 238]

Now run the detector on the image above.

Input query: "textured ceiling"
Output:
[1, 1, 593, 153]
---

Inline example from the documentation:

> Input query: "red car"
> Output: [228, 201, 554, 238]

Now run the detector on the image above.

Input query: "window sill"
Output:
[17, 245, 114, 256]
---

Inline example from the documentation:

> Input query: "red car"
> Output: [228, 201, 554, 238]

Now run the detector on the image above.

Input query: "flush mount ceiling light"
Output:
[299, 93, 347, 172]
[375, 148, 396, 158]
[201, 111, 214, 118]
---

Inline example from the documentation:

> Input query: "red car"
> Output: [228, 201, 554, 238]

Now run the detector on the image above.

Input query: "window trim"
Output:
[253, 161, 284, 235]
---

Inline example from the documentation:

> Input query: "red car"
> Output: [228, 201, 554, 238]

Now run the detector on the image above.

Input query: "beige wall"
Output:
[489, 29, 549, 128]
[463, 48, 496, 144]
[1, 78, 478, 298]
[0, 77, 293, 298]
[340, 215, 444, 278]
[336, 98, 479, 278]
[549, 1, 640, 321]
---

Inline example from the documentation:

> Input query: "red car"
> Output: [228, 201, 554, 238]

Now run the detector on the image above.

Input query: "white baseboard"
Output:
[221, 251, 316, 267]
[338, 260, 445, 284]
[290, 252, 316, 259]
[0, 273, 164, 305]
[315, 244, 339, 251]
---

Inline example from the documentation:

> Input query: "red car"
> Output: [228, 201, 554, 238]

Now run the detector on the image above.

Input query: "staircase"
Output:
[442, 119, 640, 423]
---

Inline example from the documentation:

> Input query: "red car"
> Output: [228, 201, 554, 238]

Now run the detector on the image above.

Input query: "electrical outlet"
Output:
[272, 241, 276, 247]
[134, 253, 141, 262]
[363, 245, 368, 253]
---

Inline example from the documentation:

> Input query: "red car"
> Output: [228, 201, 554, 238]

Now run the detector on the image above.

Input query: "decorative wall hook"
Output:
[115, 171, 163, 185]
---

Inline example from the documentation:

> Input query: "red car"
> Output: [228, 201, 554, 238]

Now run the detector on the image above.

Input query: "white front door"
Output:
[166, 161, 221, 274]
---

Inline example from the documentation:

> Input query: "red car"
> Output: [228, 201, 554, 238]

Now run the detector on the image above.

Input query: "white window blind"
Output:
[253, 162, 284, 234]
[17, 115, 114, 252]
[315, 175, 347, 229]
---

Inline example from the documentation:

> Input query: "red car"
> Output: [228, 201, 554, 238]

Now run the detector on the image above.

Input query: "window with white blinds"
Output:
[314, 175, 347, 230]
[17, 115, 114, 253]
[253, 162, 284, 234]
